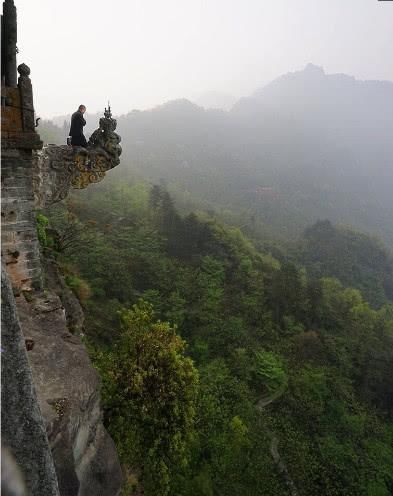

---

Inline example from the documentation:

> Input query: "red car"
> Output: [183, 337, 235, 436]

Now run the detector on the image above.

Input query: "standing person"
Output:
[69, 104, 87, 147]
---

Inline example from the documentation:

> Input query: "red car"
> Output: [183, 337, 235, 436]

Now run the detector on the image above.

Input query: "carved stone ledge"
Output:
[34, 108, 122, 208]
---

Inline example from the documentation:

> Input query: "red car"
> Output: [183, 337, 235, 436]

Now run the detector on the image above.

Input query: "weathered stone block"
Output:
[1, 231, 16, 244]
[14, 230, 38, 242]
[2, 220, 34, 232]
[2, 175, 32, 188]
[1, 209, 18, 223]
[14, 238, 40, 250]
[1, 106, 23, 132]
[2, 132, 42, 150]
[2, 154, 31, 164]
[0, 148, 23, 158]
[2, 202, 34, 218]
[2, 187, 34, 201]
[2, 149, 33, 160]
[2, 167, 32, 179]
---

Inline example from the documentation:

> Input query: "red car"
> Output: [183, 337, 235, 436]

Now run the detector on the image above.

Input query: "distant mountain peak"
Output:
[251, 64, 328, 100]
[303, 63, 325, 75]
[251, 63, 392, 103]
[156, 99, 203, 113]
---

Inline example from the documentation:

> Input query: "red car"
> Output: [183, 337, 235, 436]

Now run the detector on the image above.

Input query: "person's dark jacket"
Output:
[69, 110, 87, 146]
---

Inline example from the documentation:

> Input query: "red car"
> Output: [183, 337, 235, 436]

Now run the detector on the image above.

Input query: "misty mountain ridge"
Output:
[41, 63, 393, 247]
[243, 63, 393, 157]
[194, 90, 237, 111]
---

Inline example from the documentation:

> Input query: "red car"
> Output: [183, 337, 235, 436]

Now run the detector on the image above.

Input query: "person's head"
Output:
[78, 104, 86, 114]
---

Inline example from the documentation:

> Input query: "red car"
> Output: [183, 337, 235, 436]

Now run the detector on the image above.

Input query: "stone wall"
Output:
[2, 147, 42, 292]
[1, 65, 43, 293]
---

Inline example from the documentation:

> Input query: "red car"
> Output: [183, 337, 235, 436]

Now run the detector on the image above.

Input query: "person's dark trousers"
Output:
[71, 134, 88, 147]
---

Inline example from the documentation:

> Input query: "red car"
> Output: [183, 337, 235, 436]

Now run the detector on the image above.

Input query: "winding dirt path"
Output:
[256, 384, 299, 496]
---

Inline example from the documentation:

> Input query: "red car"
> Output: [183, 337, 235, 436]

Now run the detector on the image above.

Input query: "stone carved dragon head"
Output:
[88, 105, 122, 167]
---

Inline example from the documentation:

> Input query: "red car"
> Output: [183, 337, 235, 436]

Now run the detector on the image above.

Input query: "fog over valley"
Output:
[41, 63, 393, 248]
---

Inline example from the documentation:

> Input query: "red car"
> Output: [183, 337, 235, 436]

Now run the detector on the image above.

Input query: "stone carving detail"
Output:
[34, 107, 122, 208]
[17, 63, 36, 133]
[88, 105, 122, 165]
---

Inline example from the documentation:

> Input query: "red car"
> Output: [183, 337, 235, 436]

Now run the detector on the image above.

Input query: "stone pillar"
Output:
[1, 0, 17, 87]
[1, 64, 43, 293]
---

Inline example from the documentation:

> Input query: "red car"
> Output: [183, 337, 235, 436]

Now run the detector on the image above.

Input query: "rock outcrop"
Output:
[44, 258, 85, 335]
[15, 286, 123, 496]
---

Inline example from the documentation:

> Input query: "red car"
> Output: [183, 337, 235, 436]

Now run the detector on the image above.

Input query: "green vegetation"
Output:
[64, 273, 91, 303]
[298, 220, 393, 308]
[36, 213, 50, 247]
[93, 301, 198, 496]
[42, 176, 393, 496]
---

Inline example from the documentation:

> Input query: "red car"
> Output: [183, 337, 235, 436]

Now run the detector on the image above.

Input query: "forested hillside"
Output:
[36, 64, 393, 495]
[297, 220, 393, 308]
[39, 175, 393, 496]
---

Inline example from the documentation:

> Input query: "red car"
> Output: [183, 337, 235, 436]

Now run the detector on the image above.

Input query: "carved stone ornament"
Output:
[34, 107, 122, 208]
[17, 63, 31, 77]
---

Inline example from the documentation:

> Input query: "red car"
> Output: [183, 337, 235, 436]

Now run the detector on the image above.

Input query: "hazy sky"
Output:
[15, 0, 393, 118]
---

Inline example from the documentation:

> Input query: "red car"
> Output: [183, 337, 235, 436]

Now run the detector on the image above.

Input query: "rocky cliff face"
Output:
[2, 251, 123, 496]
[15, 261, 123, 496]
[1, 262, 60, 496]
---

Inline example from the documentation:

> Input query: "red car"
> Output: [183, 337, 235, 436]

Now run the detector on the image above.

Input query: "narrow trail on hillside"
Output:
[256, 384, 299, 496]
